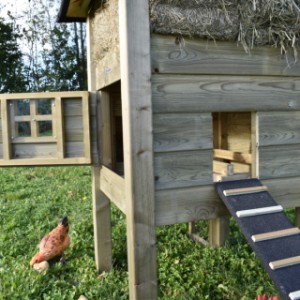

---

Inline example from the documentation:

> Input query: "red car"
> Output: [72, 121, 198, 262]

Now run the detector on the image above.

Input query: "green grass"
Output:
[0, 166, 282, 299]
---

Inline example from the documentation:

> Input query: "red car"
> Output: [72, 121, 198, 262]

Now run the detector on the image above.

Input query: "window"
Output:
[0, 91, 90, 165]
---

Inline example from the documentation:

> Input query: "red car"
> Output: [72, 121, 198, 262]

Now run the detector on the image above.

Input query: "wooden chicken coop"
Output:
[6, 0, 293, 299]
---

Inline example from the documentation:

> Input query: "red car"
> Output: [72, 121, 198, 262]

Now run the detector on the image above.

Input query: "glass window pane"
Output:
[16, 122, 31, 137]
[37, 99, 52, 115]
[16, 100, 30, 116]
[38, 121, 52, 136]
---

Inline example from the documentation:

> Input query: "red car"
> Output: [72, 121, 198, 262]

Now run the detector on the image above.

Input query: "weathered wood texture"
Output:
[153, 112, 213, 189]
[0, 92, 91, 166]
[155, 176, 300, 226]
[119, 0, 157, 298]
[100, 166, 126, 214]
[155, 185, 227, 225]
[153, 113, 212, 152]
[257, 112, 300, 179]
[209, 217, 229, 247]
[152, 75, 300, 113]
[154, 150, 212, 189]
[151, 34, 300, 76]
[89, 0, 120, 90]
[92, 166, 112, 273]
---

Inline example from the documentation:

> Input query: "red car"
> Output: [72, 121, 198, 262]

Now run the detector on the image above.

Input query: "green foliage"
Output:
[0, 19, 27, 92]
[0, 167, 281, 299]
[0, 0, 87, 93]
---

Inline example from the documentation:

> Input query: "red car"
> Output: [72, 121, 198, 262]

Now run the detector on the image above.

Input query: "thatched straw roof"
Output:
[150, 0, 300, 56]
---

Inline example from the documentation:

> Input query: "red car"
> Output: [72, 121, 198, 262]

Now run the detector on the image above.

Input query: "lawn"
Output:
[0, 166, 280, 299]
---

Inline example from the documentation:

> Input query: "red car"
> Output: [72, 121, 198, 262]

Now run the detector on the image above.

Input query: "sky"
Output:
[0, 0, 28, 20]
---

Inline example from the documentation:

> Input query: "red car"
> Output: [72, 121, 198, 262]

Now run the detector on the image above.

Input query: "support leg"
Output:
[295, 207, 300, 228]
[92, 166, 112, 272]
[209, 217, 230, 247]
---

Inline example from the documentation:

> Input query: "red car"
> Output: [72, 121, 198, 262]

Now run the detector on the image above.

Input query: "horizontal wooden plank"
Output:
[153, 113, 212, 152]
[11, 137, 56, 144]
[0, 91, 88, 100]
[154, 150, 212, 190]
[155, 185, 228, 226]
[259, 144, 300, 179]
[62, 99, 83, 116]
[269, 255, 300, 270]
[152, 75, 300, 113]
[223, 185, 267, 196]
[64, 142, 85, 158]
[213, 160, 251, 175]
[154, 176, 300, 226]
[252, 227, 300, 242]
[214, 149, 252, 164]
[262, 177, 300, 208]
[0, 157, 90, 166]
[236, 205, 283, 218]
[258, 111, 300, 146]
[12, 143, 57, 159]
[100, 166, 126, 214]
[151, 34, 300, 76]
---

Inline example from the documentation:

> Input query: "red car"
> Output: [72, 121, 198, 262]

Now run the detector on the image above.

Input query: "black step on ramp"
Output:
[215, 178, 300, 300]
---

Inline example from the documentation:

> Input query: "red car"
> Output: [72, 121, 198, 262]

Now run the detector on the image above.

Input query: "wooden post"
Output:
[119, 0, 157, 299]
[209, 217, 230, 247]
[209, 112, 229, 246]
[92, 165, 112, 272]
[295, 207, 300, 228]
[87, 12, 113, 273]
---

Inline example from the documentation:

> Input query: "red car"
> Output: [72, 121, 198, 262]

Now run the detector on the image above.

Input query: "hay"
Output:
[150, 0, 300, 55]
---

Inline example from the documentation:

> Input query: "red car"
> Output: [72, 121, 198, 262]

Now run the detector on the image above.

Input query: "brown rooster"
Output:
[30, 216, 70, 267]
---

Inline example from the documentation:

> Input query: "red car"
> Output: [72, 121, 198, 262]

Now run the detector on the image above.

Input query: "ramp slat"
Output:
[223, 185, 268, 196]
[252, 227, 300, 242]
[270, 255, 300, 270]
[289, 290, 300, 300]
[236, 205, 283, 218]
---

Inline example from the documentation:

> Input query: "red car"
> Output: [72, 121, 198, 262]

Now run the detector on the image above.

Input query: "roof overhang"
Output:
[57, 0, 92, 22]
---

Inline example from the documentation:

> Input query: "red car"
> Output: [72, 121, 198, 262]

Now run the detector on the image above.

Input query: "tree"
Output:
[20, 0, 87, 92]
[0, 19, 27, 93]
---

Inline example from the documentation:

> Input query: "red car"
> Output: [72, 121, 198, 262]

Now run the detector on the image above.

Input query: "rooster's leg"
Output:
[59, 254, 67, 264]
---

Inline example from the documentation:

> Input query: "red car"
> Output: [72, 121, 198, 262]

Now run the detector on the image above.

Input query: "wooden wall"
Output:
[151, 34, 300, 226]
[88, 30, 300, 226]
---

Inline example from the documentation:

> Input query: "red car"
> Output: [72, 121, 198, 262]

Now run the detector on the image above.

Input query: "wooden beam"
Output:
[152, 75, 300, 113]
[92, 166, 112, 273]
[1, 99, 11, 160]
[100, 166, 126, 214]
[119, 0, 157, 298]
[0, 157, 90, 166]
[295, 207, 300, 228]
[151, 34, 300, 77]
[55, 97, 65, 160]
[213, 149, 252, 164]
[209, 216, 229, 247]
[82, 93, 91, 162]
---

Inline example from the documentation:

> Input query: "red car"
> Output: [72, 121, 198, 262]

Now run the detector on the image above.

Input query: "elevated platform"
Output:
[215, 179, 300, 300]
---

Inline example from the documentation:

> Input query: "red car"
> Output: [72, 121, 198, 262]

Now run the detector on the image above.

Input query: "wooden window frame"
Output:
[0, 91, 91, 166]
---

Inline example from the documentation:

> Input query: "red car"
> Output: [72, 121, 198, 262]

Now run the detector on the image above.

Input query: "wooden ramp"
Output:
[215, 179, 300, 300]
